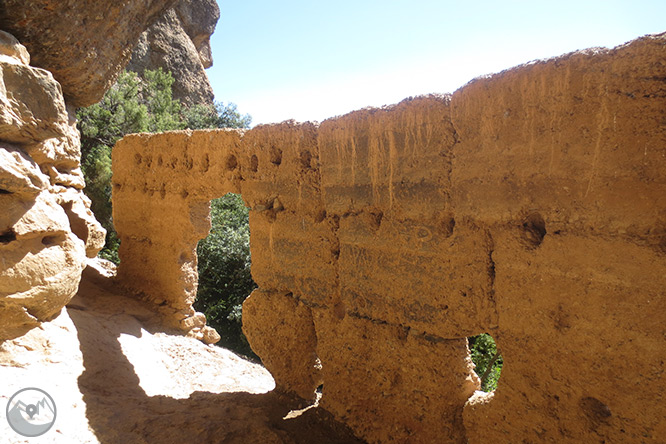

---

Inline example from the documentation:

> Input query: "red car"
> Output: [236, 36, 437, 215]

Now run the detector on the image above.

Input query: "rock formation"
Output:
[0, 0, 178, 107]
[0, 30, 105, 340]
[127, 0, 219, 106]
[0, 0, 213, 342]
[112, 33, 666, 443]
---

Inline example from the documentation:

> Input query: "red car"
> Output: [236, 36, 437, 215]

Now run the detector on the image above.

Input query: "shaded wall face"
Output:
[111, 33, 666, 444]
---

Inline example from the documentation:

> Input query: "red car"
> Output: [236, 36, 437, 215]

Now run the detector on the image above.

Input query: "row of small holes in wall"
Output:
[132, 146, 318, 177]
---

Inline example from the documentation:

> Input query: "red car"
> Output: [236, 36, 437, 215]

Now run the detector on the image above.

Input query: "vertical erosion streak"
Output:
[387, 129, 396, 210]
[369, 123, 382, 206]
[585, 84, 610, 198]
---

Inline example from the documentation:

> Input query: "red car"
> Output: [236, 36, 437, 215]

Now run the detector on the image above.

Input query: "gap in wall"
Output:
[193, 192, 258, 360]
[468, 333, 503, 391]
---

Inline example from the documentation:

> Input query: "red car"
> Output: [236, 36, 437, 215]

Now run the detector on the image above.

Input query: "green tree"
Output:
[77, 68, 255, 356]
[77, 69, 187, 261]
[139, 68, 183, 132]
[194, 194, 257, 358]
[77, 69, 251, 261]
[469, 333, 503, 391]
[183, 101, 251, 130]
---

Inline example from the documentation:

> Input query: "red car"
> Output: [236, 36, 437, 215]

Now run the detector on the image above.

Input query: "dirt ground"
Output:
[0, 261, 363, 444]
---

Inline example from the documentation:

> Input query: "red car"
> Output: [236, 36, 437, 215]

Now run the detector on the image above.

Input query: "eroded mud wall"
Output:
[112, 33, 666, 443]
[453, 35, 666, 444]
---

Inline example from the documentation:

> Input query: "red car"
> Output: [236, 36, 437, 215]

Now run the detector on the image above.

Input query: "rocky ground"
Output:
[0, 260, 363, 443]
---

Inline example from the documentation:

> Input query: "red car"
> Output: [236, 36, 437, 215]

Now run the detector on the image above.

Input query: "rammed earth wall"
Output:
[112, 33, 666, 443]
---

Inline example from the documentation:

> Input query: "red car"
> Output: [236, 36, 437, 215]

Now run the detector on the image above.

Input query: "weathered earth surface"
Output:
[112, 33, 666, 443]
[128, 0, 219, 106]
[0, 259, 362, 443]
[0, 0, 178, 107]
[0, 31, 105, 340]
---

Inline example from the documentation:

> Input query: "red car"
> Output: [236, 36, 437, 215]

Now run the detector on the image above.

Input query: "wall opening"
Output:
[468, 333, 503, 391]
[194, 193, 258, 359]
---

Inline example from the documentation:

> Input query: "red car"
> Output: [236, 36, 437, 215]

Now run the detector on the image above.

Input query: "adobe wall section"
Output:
[111, 33, 666, 443]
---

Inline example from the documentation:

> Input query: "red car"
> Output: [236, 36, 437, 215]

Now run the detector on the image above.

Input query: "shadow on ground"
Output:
[68, 266, 363, 444]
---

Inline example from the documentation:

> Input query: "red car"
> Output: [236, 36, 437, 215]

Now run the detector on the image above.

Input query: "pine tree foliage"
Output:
[76, 69, 254, 354]
[469, 333, 503, 391]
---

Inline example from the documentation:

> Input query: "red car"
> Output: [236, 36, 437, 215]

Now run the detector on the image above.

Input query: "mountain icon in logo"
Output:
[6, 388, 57, 437]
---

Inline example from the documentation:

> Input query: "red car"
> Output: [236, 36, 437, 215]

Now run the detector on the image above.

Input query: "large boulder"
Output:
[127, 0, 219, 106]
[0, 0, 178, 107]
[0, 30, 105, 340]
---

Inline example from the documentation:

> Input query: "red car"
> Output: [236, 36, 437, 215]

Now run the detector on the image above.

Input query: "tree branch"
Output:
[480, 352, 501, 388]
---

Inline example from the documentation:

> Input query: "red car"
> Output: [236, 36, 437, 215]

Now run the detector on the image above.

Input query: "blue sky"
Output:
[208, 1, 665, 125]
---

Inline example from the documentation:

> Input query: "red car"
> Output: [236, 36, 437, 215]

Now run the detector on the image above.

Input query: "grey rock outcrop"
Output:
[127, 0, 220, 107]
[0, 0, 178, 107]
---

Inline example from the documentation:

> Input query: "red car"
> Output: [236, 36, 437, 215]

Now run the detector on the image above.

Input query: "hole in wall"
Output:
[250, 154, 259, 172]
[314, 209, 327, 224]
[41, 233, 65, 247]
[439, 215, 456, 238]
[201, 154, 210, 173]
[580, 396, 612, 430]
[521, 212, 546, 248]
[468, 333, 503, 392]
[283, 357, 324, 422]
[194, 192, 258, 359]
[0, 229, 17, 244]
[269, 146, 282, 166]
[333, 301, 346, 320]
[226, 154, 238, 171]
[283, 385, 323, 420]
[366, 209, 383, 232]
[299, 150, 312, 171]
[0, 189, 12, 194]
[179, 251, 191, 264]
